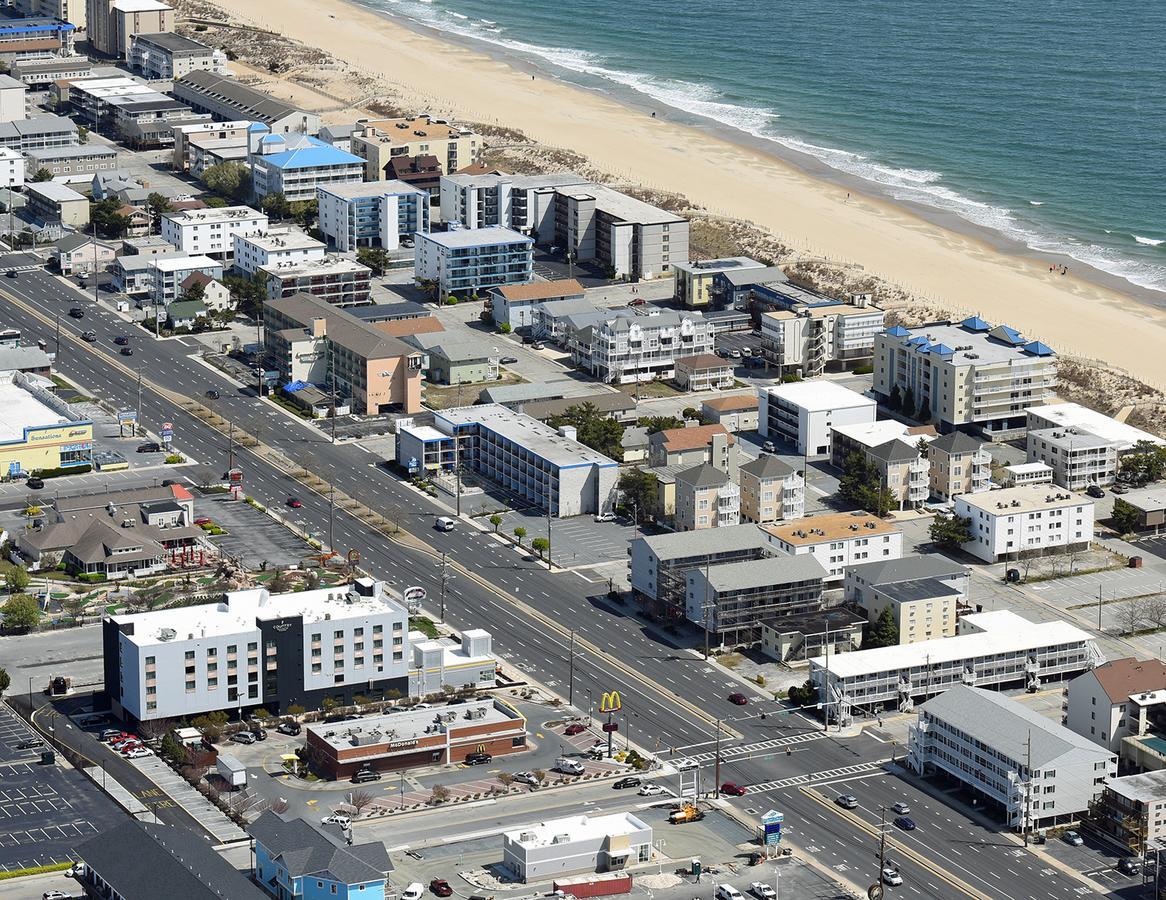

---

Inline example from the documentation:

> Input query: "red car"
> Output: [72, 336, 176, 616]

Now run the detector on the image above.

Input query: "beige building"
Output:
[862, 577, 960, 644]
[739, 454, 803, 524]
[648, 424, 739, 479]
[1096, 771, 1166, 852]
[702, 394, 758, 433]
[674, 353, 734, 392]
[26, 180, 88, 228]
[672, 257, 764, 307]
[351, 115, 480, 181]
[674, 463, 740, 532]
[866, 438, 930, 511]
[761, 303, 886, 378]
[15, 0, 86, 31]
[927, 430, 991, 501]
[87, 0, 174, 59]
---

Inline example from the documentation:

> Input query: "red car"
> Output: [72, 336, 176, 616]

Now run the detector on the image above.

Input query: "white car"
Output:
[892, 801, 910, 815]
[594, 512, 617, 522]
[402, 884, 425, 900]
[881, 867, 903, 886]
[512, 771, 539, 786]
[124, 747, 153, 759]
[750, 883, 776, 900]
[322, 814, 351, 829]
[638, 783, 666, 796]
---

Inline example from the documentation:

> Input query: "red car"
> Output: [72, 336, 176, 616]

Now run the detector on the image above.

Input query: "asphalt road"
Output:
[0, 271, 1106, 898]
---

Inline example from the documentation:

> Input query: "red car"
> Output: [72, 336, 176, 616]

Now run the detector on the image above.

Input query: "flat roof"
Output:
[765, 511, 900, 546]
[260, 256, 369, 278]
[436, 404, 617, 468]
[957, 484, 1090, 516]
[1026, 402, 1164, 451]
[150, 254, 219, 273]
[27, 181, 86, 203]
[1107, 771, 1166, 804]
[0, 378, 70, 441]
[561, 181, 686, 225]
[505, 812, 649, 848]
[307, 698, 520, 753]
[26, 145, 116, 160]
[236, 229, 323, 253]
[812, 610, 1092, 678]
[1004, 462, 1055, 475]
[831, 419, 917, 450]
[1029, 425, 1113, 450]
[419, 226, 532, 249]
[360, 114, 476, 141]
[1121, 486, 1166, 514]
[763, 380, 876, 413]
[164, 206, 264, 226]
[317, 179, 425, 200]
[494, 279, 585, 302]
[695, 555, 828, 591]
[132, 32, 212, 53]
[672, 256, 764, 276]
[635, 524, 770, 561]
[883, 318, 1055, 366]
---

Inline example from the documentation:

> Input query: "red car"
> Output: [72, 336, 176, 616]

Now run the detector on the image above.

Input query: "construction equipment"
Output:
[669, 802, 705, 824]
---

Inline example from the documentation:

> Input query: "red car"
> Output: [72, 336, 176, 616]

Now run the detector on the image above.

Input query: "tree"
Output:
[638, 415, 685, 435]
[496, 772, 514, 789]
[348, 789, 376, 813]
[864, 607, 900, 649]
[1114, 597, 1147, 635]
[902, 386, 915, 419]
[260, 192, 291, 221]
[1119, 442, 1166, 487]
[0, 561, 30, 592]
[888, 384, 902, 412]
[159, 732, 185, 763]
[202, 162, 252, 203]
[429, 784, 450, 804]
[62, 595, 87, 622]
[30, 167, 53, 182]
[183, 279, 206, 303]
[223, 274, 267, 318]
[489, 514, 502, 533]
[1111, 498, 1142, 535]
[549, 402, 623, 459]
[513, 526, 527, 546]
[530, 537, 549, 559]
[2, 594, 39, 630]
[0, 666, 8, 697]
[146, 192, 172, 231]
[618, 467, 658, 522]
[532, 769, 547, 786]
[838, 452, 895, 516]
[356, 247, 391, 275]
[1142, 595, 1166, 631]
[77, 125, 89, 144]
[930, 512, 973, 550]
[90, 198, 129, 238]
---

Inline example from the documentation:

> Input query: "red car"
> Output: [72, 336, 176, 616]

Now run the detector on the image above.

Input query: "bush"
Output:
[498, 323, 511, 334]
[77, 572, 107, 583]
[31, 464, 92, 479]
[164, 453, 184, 464]
[0, 862, 72, 880]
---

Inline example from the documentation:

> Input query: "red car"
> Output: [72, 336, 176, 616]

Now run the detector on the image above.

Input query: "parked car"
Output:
[124, 747, 153, 759]
[43, 891, 73, 900]
[401, 884, 424, 900]
[464, 752, 492, 765]
[250, 727, 267, 741]
[1112, 484, 1129, 494]
[892, 801, 910, 815]
[100, 729, 126, 742]
[750, 883, 776, 900]
[286, 497, 302, 508]
[893, 816, 916, 831]
[194, 516, 213, 526]
[716, 348, 730, 358]
[276, 720, 301, 736]
[639, 783, 666, 796]
[727, 692, 748, 705]
[66, 863, 87, 878]
[613, 777, 641, 790]
[512, 771, 539, 786]
[881, 867, 903, 886]
[593, 512, 617, 523]
[564, 723, 586, 736]
[1118, 857, 1142, 875]
[430, 880, 454, 897]
[81, 331, 97, 342]
[231, 731, 256, 744]
[26, 476, 44, 489]
[531, 341, 545, 350]
[1062, 830, 1084, 846]
[16, 739, 44, 750]
[500, 356, 518, 365]
[137, 442, 160, 453]
[351, 768, 381, 783]
[762, 441, 776, 453]
[720, 782, 747, 796]
[1086, 484, 1105, 498]
[322, 814, 351, 829]
[835, 794, 859, 809]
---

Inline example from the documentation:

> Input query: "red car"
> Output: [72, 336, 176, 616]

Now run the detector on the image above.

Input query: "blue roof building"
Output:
[250, 132, 364, 202]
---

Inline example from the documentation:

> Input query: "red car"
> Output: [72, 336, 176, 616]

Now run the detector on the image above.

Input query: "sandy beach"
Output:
[206, 0, 1166, 388]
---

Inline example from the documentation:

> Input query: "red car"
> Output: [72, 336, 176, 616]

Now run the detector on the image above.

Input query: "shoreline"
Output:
[200, 0, 1166, 387]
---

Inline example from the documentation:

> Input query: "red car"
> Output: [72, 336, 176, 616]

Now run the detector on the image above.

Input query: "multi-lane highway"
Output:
[0, 271, 1106, 899]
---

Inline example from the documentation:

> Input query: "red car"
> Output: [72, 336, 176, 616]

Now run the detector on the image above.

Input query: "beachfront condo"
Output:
[414, 226, 533, 298]
[317, 180, 431, 253]
[351, 115, 480, 180]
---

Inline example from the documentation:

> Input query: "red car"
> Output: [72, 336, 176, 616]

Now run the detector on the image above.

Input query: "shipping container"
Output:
[552, 873, 632, 898]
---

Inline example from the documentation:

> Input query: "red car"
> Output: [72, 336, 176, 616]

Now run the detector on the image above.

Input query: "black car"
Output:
[1118, 857, 1141, 876]
[206, 389, 220, 400]
[500, 356, 518, 365]
[113, 336, 130, 346]
[81, 331, 97, 342]
[351, 768, 381, 783]
[68, 307, 84, 318]
[120, 346, 134, 356]
[464, 752, 492, 765]
[26, 476, 44, 489]
[1086, 484, 1105, 499]
[4, 269, 16, 278]
[250, 727, 267, 741]
[137, 442, 161, 453]
[613, 776, 641, 790]
[893, 816, 916, 831]
[16, 739, 43, 750]
[276, 721, 301, 736]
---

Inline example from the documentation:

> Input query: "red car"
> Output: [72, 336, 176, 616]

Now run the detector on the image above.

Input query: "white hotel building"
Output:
[317, 180, 431, 253]
[954, 484, 1095, 563]
[161, 206, 269, 261]
[103, 578, 410, 723]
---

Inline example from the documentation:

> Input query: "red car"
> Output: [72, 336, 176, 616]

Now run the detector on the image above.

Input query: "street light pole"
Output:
[328, 482, 335, 553]
[567, 630, 575, 707]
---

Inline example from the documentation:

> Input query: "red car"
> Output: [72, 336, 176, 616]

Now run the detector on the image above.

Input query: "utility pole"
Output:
[1024, 729, 1032, 847]
[228, 421, 235, 470]
[54, 307, 60, 361]
[877, 805, 888, 884]
[329, 339, 337, 444]
[438, 552, 449, 623]
[545, 488, 552, 570]
[135, 363, 143, 434]
[822, 614, 832, 732]
[567, 630, 575, 707]
[714, 718, 722, 796]
[91, 233, 99, 306]
[703, 556, 712, 659]
[328, 482, 335, 553]
[454, 427, 462, 516]
[1098, 584, 1103, 630]
[256, 303, 265, 396]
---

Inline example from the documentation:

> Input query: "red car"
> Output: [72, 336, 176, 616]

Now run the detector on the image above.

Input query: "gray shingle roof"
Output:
[866, 438, 920, 464]
[267, 293, 416, 361]
[845, 555, 967, 586]
[929, 430, 986, 454]
[636, 524, 769, 561]
[740, 454, 795, 479]
[675, 462, 729, 489]
[250, 811, 391, 885]
[701, 554, 827, 591]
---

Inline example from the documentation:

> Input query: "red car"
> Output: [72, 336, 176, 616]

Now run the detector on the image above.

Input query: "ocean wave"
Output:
[1029, 200, 1043, 206]
[1134, 235, 1164, 247]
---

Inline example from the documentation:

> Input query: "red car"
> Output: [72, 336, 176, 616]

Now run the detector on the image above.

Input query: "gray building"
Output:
[10, 56, 92, 88]
[172, 70, 320, 134]
[128, 32, 225, 80]
[502, 812, 652, 883]
[907, 684, 1117, 831]
[1026, 426, 1119, 491]
[570, 308, 715, 385]
[404, 332, 499, 386]
[0, 114, 76, 152]
[25, 143, 117, 177]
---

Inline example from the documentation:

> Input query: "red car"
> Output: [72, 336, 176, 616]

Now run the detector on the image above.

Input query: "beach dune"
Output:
[215, 0, 1166, 387]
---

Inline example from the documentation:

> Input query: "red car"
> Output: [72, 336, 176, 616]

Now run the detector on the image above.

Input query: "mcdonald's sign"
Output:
[600, 691, 622, 713]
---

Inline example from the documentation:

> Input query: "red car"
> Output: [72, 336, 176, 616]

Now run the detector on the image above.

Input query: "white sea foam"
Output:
[1029, 200, 1043, 206]
[1134, 235, 1164, 247]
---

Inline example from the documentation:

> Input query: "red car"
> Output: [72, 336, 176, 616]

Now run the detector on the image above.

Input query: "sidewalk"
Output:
[128, 755, 248, 843]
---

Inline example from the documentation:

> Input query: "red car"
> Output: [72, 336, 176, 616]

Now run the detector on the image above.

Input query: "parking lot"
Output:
[198, 493, 315, 569]
[0, 760, 122, 872]
[0, 706, 44, 763]
[484, 509, 637, 570]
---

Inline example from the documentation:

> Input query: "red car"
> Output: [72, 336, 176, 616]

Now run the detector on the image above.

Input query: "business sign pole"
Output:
[601, 691, 621, 759]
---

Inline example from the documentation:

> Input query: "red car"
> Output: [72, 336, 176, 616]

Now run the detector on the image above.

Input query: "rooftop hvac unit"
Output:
[552, 834, 571, 844]
[158, 628, 176, 641]
[865, 521, 877, 528]
[849, 524, 859, 531]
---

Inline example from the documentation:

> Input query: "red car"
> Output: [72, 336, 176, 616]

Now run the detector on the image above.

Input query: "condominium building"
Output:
[128, 31, 225, 80]
[674, 353, 734, 392]
[25, 179, 88, 227]
[351, 115, 480, 180]
[685, 555, 827, 643]
[25, 143, 117, 179]
[701, 395, 759, 433]
[87, 0, 172, 58]
[0, 16, 76, 61]
[412, 404, 619, 518]
[172, 70, 320, 134]
[758, 380, 876, 457]
[927, 430, 992, 501]
[261, 256, 373, 308]
[9, 55, 92, 88]
[764, 511, 902, 581]
[14, 0, 85, 32]
[907, 684, 1116, 831]
[1063, 657, 1166, 753]
[1094, 771, 1166, 851]
[830, 419, 935, 468]
[648, 424, 738, 478]
[415, 226, 533, 298]
[316, 180, 431, 253]
[760, 303, 886, 378]
[812, 609, 1104, 723]
[0, 146, 22, 188]
[161, 205, 268, 260]
[571, 309, 715, 385]
[59, 74, 208, 148]
[673, 463, 740, 531]
[148, 254, 221, 307]
[867, 438, 930, 511]
[0, 113, 75, 152]
[170, 119, 251, 172]
[1027, 402, 1164, 452]
[739, 454, 804, 524]
[250, 131, 364, 203]
[0, 74, 27, 123]
[873, 316, 1057, 437]
[232, 227, 324, 277]
[843, 555, 970, 644]
[1027, 426, 1119, 491]
[629, 524, 773, 616]
[103, 578, 411, 722]
[264, 292, 423, 414]
[672, 256, 765, 307]
[954, 484, 1094, 563]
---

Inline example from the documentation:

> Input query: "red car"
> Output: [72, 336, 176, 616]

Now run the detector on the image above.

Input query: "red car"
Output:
[430, 879, 453, 897]
[720, 782, 747, 796]
[728, 693, 748, 705]
[194, 516, 213, 526]
[564, 723, 586, 736]
[287, 497, 303, 508]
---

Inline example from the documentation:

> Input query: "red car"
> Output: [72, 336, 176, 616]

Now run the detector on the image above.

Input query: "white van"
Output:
[434, 516, 455, 532]
[716, 886, 744, 900]
[554, 756, 586, 776]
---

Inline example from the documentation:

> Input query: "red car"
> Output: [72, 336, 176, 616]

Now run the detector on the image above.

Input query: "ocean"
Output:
[358, 0, 1166, 293]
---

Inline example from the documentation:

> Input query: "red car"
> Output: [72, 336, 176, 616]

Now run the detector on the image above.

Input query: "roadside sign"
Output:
[760, 809, 783, 845]
[117, 409, 136, 423]
[600, 691, 622, 713]
[160, 422, 174, 444]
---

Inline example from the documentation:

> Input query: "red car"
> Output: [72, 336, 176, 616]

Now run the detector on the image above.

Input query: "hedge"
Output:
[0, 862, 72, 880]
[77, 572, 107, 583]
[32, 464, 92, 479]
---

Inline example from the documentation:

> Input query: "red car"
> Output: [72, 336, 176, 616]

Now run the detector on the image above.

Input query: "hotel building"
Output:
[954, 483, 1094, 563]
[351, 115, 480, 180]
[570, 309, 714, 385]
[161, 205, 268, 260]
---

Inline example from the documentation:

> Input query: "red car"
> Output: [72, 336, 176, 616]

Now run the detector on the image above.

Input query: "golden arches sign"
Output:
[600, 691, 622, 713]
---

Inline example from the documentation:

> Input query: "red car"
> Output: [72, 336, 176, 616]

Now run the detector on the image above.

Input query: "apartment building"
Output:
[760, 303, 886, 378]
[843, 555, 969, 614]
[10, 55, 91, 87]
[232, 227, 324, 277]
[128, 31, 225, 80]
[758, 380, 876, 457]
[907, 685, 1116, 831]
[685, 555, 827, 643]
[420, 404, 618, 518]
[261, 256, 373, 308]
[1064, 657, 1166, 753]
[58, 74, 208, 148]
[1094, 771, 1166, 852]
[351, 115, 480, 180]
[87, 0, 172, 58]
[674, 353, 734, 392]
[14, 0, 85, 32]
[672, 256, 765, 307]
[571, 309, 715, 385]
[0, 113, 75, 151]
[0, 16, 76, 62]
[103, 578, 411, 722]
[648, 424, 738, 478]
[249, 131, 363, 203]
[674, 463, 740, 531]
[1001, 462, 1055, 488]
[25, 144, 116, 178]
[811, 609, 1104, 723]
[0, 146, 22, 188]
[873, 317, 1057, 437]
[264, 292, 423, 414]
[739, 454, 804, 524]
[702, 395, 759, 433]
[927, 429, 992, 501]
[763, 511, 903, 581]
[317, 179, 430, 252]
[1026, 402, 1164, 453]
[0, 74, 27, 123]
[172, 70, 320, 134]
[25, 179, 88, 227]
[415, 226, 533, 298]
[161, 205, 268, 260]
[1027, 426, 1119, 491]
[440, 171, 514, 227]
[866, 438, 930, 511]
[954, 484, 1095, 563]
[489, 278, 586, 331]
[629, 524, 774, 616]
[148, 254, 221, 307]
[859, 572, 961, 645]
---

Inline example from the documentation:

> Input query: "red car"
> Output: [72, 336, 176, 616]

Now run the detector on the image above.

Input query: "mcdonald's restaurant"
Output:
[305, 697, 528, 780]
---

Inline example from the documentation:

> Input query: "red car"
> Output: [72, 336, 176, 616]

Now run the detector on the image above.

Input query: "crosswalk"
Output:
[685, 730, 826, 764]
[749, 759, 885, 793]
